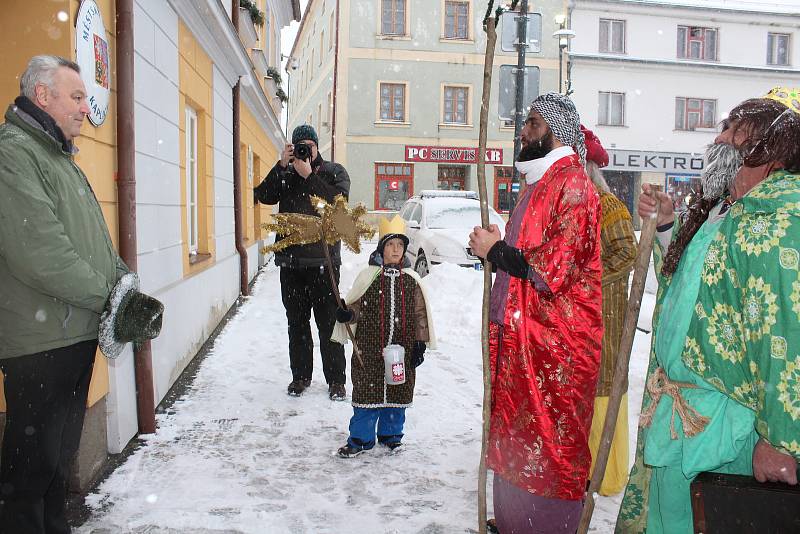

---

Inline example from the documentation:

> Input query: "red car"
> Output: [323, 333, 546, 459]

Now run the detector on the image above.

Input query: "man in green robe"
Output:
[616, 87, 800, 534]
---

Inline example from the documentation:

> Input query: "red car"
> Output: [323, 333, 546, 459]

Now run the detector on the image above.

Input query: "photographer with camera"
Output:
[254, 124, 351, 400]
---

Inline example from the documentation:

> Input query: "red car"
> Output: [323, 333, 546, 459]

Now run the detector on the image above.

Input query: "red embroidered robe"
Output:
[487, 153, 603, 501]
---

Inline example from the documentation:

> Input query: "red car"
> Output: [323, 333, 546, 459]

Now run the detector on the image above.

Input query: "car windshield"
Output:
[424, 199, 504, 229]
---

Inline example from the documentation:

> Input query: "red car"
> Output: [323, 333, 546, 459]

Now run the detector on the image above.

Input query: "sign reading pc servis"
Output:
[75, 0, 111, 126]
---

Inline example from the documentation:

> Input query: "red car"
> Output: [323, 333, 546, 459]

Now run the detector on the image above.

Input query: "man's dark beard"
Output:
[518, 131, 554, 162]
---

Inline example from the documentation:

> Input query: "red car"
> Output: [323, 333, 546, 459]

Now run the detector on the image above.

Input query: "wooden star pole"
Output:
[262, 195, 375, 367]
[577, 186, 662, 533]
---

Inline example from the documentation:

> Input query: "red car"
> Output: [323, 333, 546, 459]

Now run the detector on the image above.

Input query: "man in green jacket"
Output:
[0, 55, 127, 533]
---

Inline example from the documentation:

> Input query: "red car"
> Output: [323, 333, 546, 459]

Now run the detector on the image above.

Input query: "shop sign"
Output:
[607, 149, 704, 174]
[75, 0, 110, 126]
[388, 180, 400, 190]
[405, 146, 503, 165]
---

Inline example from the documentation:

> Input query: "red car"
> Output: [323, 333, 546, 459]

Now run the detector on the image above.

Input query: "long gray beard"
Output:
[701, 143, 742, 200]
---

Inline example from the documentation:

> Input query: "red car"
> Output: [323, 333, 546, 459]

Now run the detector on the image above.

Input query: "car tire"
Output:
[414, 252, 429, 277]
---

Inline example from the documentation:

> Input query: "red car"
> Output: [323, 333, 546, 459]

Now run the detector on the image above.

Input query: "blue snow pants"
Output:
[347, 407, 406, 450]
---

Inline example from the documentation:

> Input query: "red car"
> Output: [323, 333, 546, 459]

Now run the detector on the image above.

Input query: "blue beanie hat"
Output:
[291, 124, 319, 145]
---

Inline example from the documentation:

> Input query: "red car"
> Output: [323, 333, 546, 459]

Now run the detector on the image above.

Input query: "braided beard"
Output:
[701, 142, 743, 200]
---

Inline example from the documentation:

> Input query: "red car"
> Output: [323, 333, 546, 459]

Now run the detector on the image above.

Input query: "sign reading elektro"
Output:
[606, 149, 704, 174]
[405, 145, 503, 165]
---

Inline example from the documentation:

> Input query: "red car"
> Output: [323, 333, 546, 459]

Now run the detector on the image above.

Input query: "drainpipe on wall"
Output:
[116, 0, 156, 434]
[232, 1, 249, 297]
[330, 0, 341, 161]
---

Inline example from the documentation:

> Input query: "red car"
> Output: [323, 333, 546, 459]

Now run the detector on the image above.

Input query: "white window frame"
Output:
[185, 106, 199, 254]
[767, 33, 790, 66]
[599, 18, 625, 54]
[598, 91, 625, 126]
[329, 13, 335, 48]
[246, 145, 254, 187]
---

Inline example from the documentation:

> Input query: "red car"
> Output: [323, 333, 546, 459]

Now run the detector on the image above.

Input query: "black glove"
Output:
[412, 341, 426, 368]
[335, 306, 354, 323]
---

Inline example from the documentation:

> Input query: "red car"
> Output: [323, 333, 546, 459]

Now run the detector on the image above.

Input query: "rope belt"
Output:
[639, 367, 710, 439]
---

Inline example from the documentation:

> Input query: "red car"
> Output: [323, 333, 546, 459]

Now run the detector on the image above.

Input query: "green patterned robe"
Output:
[616, 170, 800, 533]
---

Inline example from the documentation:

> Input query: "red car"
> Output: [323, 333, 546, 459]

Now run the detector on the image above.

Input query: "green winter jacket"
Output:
[0, 104, 125, 359]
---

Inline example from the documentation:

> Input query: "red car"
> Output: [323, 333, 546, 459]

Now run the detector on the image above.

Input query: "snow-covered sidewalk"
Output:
[78, 246, 652, 533]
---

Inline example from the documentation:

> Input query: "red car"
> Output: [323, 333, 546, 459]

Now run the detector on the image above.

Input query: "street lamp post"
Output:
[553, 15, 575, 94]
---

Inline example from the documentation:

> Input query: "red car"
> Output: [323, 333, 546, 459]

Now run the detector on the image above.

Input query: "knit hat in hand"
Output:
[99, 273, 164, 359]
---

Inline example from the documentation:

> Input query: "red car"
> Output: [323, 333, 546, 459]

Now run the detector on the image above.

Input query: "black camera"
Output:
[293, 143, 312, 162]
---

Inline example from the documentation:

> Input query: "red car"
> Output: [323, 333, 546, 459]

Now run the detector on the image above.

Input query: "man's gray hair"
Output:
[19, 55, 81, 99]
[585, 160, 610, 193]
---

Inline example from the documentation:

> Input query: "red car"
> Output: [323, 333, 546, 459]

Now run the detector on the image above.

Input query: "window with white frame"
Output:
[677, 26, 718, 61]
[768, 33, 790, 66]
[185, 107, 199, 254]
[320, 32, 325, 65]
[246, 145, 253, 187]
[380, 83, 406, 121]
[327, 91, 333, 126]
[599, 19, 625, 53]
[598, 92, 624, 126]
[317, 103, 322, 133]
[444, 1, 469, 40]
[443, 85, 468, 124]
[675, 97, 716, 131]
[381, 0, 406, 36]
[329, 13, 335, 48]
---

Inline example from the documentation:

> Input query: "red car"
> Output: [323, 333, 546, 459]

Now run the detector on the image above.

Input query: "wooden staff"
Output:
[319, 237, 364, 367]
[476, 11, 498, 534]
[576, 186, 663, 533]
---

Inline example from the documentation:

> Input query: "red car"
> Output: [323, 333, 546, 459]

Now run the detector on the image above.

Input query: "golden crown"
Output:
[378, 214, 406, 238]
[763, 86, 800, 115]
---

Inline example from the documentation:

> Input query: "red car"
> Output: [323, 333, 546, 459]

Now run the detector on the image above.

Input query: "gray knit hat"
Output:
[291, 124, 319, 145]
[531, 92, 586, 165]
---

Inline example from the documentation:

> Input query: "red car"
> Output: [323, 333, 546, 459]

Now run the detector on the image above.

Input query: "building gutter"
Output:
[116, 0, 156, 434]
[232, 1, 249, 297]
[570, 53, 800, 74]
[330, 0, 341, 160]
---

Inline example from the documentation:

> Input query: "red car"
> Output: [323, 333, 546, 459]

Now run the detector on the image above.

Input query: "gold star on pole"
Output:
[260, 213, 322, 253]
[313, 194, 375, 253]
[259, 194, 374, 366]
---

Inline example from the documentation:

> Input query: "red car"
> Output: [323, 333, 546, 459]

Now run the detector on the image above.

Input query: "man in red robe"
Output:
[470, 92, 603, 533]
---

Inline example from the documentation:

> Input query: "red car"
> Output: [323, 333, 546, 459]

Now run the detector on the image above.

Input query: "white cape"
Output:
[331, 266, 437, 350]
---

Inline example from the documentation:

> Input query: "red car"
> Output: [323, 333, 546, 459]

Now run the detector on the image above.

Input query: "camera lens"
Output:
[294, 143, 312, 161]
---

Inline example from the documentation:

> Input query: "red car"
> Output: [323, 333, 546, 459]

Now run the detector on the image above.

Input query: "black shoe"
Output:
[487, 518, 499, 533]
[287, 378, 311, 396]
[337, 444, 366, 458]
[384, 441, 402, 451]
[328, 383, 346, 401]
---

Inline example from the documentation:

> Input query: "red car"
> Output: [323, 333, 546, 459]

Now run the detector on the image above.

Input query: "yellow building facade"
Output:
[0, 0, 298, 488]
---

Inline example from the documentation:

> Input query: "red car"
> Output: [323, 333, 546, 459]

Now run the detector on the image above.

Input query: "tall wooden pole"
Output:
[477, 12, 498, 534]
[577, 187, 663, 533]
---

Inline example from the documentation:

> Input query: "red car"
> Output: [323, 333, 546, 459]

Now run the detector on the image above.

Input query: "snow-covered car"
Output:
[397, 190, 506, 276]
